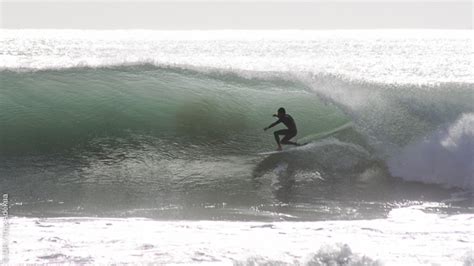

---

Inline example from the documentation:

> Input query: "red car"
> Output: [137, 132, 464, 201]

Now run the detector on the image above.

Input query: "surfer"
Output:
[264, 107, 299, 151]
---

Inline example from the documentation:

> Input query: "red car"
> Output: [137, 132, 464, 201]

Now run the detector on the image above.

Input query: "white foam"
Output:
[4, 207, 473, 264]
[388, 113, 474, 190]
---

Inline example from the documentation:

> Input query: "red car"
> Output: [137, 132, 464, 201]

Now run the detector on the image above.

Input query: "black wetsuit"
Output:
[268, 114, 298, 145]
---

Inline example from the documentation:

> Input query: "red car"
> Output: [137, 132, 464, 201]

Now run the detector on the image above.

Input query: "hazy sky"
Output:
[1, 1, 472, 29]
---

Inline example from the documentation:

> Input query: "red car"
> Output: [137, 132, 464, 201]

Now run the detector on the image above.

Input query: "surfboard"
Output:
[258, 122, 353, 156]
[258, 143, 309, 155]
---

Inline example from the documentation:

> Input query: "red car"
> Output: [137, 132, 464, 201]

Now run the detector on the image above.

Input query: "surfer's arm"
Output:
[264, 119, 281, 131]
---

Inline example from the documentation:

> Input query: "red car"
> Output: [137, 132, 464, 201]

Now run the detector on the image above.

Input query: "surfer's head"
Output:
[277, 107, 286, 118]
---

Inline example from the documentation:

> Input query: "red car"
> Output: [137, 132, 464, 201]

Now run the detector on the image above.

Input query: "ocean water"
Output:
[0, 30, 473, 264]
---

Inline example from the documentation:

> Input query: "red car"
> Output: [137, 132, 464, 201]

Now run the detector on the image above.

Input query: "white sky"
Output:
[1, 1, 472, 29]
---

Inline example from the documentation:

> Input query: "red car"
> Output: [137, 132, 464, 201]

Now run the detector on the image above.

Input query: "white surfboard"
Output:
[258, 143, 309, 155]
[258, 150, 287, 155]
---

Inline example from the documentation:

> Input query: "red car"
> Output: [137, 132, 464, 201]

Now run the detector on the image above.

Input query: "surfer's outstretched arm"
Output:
[263, 119, 281, 131]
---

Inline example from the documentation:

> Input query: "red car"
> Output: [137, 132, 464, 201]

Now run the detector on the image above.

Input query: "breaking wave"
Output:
[1, 64, 472, 190]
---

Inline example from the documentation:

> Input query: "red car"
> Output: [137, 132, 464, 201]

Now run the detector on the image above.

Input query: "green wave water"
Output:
[0, 66, 349, 154]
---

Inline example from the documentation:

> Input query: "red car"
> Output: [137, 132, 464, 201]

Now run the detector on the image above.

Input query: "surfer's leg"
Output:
[281, 131, 298, 146]
[274, 130, 287, 150]
[273, 129, 286, 144]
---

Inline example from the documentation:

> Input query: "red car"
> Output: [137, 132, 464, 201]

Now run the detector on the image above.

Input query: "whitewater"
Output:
[0, 29, 473, 264]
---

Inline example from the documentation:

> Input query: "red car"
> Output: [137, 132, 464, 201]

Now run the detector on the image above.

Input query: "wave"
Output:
[388, 113, 474, 189]
[299, 72, 473, 189]
[1, 65, 473, 190]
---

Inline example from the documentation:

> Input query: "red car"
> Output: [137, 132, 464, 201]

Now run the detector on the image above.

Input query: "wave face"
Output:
[0, 30, 473, 219]
[0, 66, 349, 153]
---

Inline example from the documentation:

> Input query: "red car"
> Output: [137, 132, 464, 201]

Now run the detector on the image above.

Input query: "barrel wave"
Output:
[0, 66, 349, 153]
[1, 64, 472, 193]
